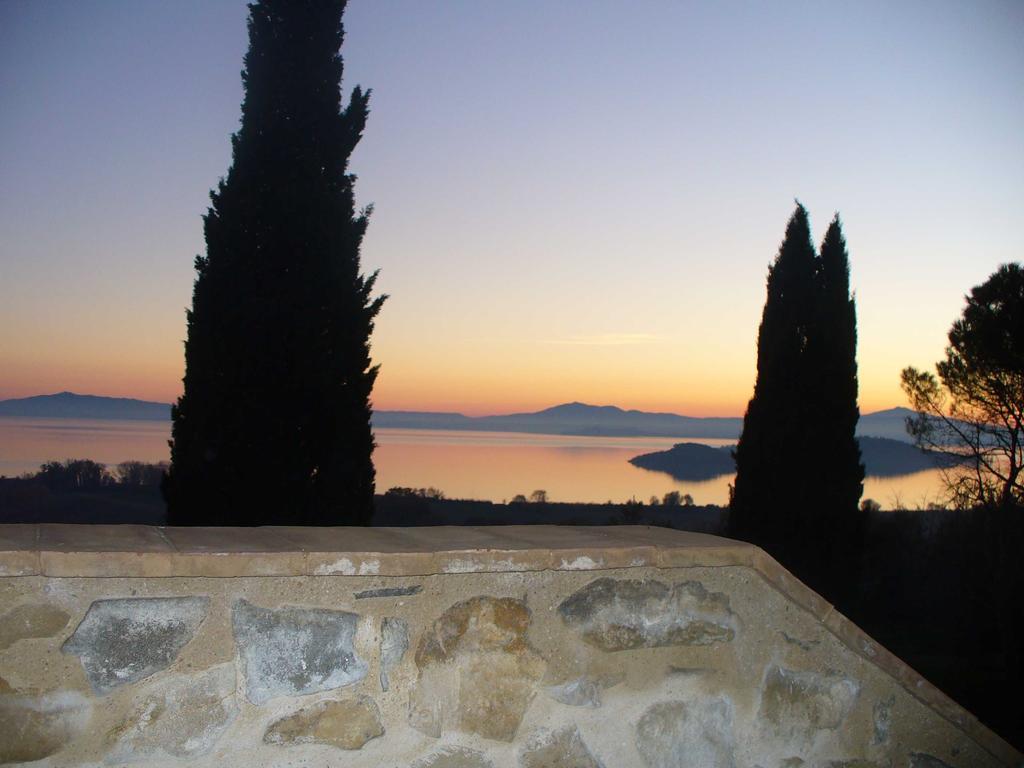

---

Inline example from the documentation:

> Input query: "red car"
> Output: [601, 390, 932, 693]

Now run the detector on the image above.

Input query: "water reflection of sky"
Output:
[373, 429, 946, 508]
[0, 419, 948, 509]
[0, 418, 171, 476]
[374, 428, 735, 451]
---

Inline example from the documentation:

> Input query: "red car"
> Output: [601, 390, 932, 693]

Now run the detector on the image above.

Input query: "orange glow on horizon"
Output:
[1, 357, 914, 419]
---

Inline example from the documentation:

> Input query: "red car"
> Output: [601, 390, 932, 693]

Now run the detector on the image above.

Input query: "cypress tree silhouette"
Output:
[163, 0, 384, 526]
[816, 221, 865, 506]
[729, 204, 863, 604]
[806, 216, 865, 603]
[730, 204, 819, 557]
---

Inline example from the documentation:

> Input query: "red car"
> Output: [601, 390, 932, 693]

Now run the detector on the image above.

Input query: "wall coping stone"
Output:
[0, 523, 1020, 765]
[0, 524, 751, 579]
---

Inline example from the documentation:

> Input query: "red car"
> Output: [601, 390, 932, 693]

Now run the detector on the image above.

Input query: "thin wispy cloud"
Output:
[541, 333, 664, 347]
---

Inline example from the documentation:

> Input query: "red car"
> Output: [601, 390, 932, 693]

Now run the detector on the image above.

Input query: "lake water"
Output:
[0, 417, 947, 508]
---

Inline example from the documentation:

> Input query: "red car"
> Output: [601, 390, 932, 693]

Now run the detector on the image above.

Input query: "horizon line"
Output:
[0, 390, 909, 421]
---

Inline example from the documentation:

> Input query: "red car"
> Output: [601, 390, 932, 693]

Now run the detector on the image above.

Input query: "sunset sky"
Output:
[1, 1, 1021, 417]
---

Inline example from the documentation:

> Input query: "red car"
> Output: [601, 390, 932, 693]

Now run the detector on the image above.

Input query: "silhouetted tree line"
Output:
[164, 0, 383, 526]
[0, 460, 168, 525]
[384, 486, 446, 500]
[728, 203, 864, 608]
[30, 459, 168, 492]
[650, 491, 694, 507]
[509, 490, 550, 504]
[35, 459, 109, 491]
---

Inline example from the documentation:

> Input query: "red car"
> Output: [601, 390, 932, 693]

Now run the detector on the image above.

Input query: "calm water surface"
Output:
[0, 417, 946, 508]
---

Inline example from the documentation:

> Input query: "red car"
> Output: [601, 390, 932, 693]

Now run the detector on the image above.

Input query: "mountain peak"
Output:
[539, 402, 624, 415]
[863, 406, 915, 417]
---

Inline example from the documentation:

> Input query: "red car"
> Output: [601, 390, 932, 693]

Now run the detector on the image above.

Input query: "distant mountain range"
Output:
[374, 401, 747, 439]
[0, 392, 918, 442]
[629, 436, 967, 481]
[0, 392, 171, 421]
[374, 401, 921, 443]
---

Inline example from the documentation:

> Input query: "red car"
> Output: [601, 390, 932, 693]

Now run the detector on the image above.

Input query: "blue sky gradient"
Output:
[1, 0, 1021, 414]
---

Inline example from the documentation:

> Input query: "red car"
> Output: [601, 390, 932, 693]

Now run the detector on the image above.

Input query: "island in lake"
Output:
[629, 436, 968, 481]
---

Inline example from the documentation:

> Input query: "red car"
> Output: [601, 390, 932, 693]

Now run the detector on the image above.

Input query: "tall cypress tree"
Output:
[729, 205, 864, 604]
[730, 204, 819, 559]
[814, 217, 864, 521]
[163, 0, 384, 526]
[804, 216, 865, 603]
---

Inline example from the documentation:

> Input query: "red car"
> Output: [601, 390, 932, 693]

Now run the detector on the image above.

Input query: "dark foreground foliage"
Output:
[0, 463, 169, 525]
[855, 506, 1024, 752]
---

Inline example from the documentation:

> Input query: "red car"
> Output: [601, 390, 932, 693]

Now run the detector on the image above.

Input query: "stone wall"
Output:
[0, 524, 1018, 767]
